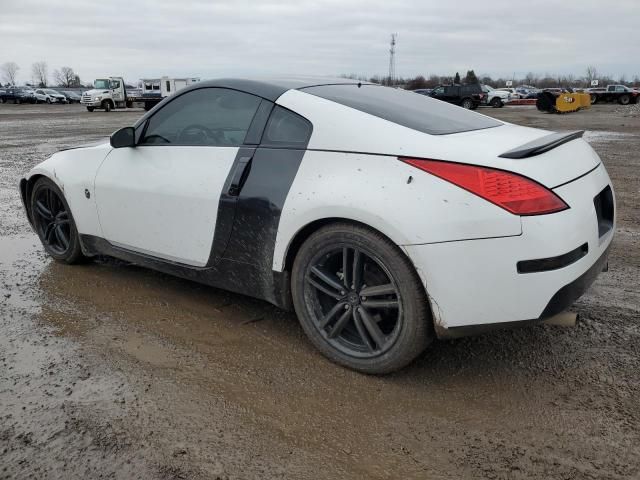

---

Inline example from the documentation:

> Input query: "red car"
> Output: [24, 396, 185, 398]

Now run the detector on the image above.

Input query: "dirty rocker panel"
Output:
[79, 234, 293, 310]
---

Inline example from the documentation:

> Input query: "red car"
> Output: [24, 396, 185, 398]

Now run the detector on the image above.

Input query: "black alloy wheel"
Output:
[305, 246, 403, 358]
[31, 178, 85, 263]
[292, 223, 433, 374]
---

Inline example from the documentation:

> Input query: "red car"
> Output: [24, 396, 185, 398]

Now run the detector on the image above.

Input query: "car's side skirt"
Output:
[79, 234, 293, 310]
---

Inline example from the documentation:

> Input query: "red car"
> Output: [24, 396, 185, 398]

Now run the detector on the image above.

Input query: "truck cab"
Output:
[81, 77, 129, 112]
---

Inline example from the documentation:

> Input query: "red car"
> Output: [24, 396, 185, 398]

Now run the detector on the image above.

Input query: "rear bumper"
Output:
[404, 163, 615, 338]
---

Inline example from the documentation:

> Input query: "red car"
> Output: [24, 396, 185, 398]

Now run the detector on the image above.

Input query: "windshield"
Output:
[94, 79, 110, 89]
[44, 89, 58, 95]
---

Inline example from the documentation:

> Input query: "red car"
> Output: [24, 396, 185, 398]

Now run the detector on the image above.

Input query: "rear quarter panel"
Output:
[272, 149, 522, 271]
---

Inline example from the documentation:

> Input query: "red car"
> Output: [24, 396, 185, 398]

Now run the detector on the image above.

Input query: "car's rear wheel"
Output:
[461, 98, 473, 109]
[291, 223, 433, 374]
[619, 95, 630, 105]
[490, 97, 502, 108]
[30, 178, 85, 264]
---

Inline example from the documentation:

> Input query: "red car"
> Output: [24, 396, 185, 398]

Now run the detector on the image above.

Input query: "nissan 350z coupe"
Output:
[20, 78, 615, 373]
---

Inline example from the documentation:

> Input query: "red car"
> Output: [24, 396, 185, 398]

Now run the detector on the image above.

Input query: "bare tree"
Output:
[54, 66, 81, 87]
[32, 61, 48, 87]
[1, 62, 20, 85]
[586, 65, 599, 85]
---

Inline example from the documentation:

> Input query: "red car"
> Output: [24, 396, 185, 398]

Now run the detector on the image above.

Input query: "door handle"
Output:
[228, 156, 252, 196]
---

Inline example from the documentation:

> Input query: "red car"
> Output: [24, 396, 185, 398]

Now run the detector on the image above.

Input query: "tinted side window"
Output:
[141, 88, 261, 146]
[461, 85, 480, 95]
[261, 106, 312, 147]
[301, 84, 501, 135]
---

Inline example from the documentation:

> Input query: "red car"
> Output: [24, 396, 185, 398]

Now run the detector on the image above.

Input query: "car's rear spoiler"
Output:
[499, 130, 584, 159]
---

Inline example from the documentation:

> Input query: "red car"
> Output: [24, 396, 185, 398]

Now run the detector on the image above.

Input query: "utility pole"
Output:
[388, 33, 397, 86]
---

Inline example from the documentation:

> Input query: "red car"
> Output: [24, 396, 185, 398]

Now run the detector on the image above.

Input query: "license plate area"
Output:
[593, 185, 614, 238]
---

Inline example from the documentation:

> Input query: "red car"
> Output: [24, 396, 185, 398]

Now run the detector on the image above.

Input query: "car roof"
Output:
[181, 77, 374, 102]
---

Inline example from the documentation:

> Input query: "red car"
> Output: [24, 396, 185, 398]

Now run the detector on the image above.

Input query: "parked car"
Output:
[61, 91, 82, 103]
[0, 87, 37, 104]
[429, 84, 484, 109]
[498, 87, 522, 99]
[481, 85, 511, 107]
[19, 78, 615, 373]
[35, 89, 68, 104]
[32, 89, 50, 103]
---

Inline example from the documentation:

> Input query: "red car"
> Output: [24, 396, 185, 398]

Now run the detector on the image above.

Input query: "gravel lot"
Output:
[1, 103, 638, 479]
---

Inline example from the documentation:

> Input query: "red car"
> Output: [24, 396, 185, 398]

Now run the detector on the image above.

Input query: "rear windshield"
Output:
[301, 84, 501, 135]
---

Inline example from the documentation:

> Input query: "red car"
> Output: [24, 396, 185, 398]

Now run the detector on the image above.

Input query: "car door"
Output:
[111, 79, 124, 103]
[430, 86, 445, 101]
[94, 87, 263, 267]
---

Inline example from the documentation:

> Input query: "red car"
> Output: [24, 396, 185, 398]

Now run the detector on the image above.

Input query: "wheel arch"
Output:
[280, 217, 433, 316]
[21, 173, 54, 226]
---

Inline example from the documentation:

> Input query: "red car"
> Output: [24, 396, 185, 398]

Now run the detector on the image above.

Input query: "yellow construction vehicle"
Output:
[537, 90, 591, 113]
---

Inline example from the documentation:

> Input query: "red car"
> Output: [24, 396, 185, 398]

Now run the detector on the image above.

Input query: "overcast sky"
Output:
[1, 0, 639, 86]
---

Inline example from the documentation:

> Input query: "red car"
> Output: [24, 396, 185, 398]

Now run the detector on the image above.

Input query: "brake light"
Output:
[400, 157, 568, 215]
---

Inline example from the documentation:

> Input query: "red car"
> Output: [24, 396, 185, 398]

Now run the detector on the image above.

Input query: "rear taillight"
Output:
[400, 157, 568, 215]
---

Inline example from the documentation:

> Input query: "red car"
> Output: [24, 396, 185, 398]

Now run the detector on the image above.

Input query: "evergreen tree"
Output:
[454, 72, 461, 84]
[464, 70, 479, 84]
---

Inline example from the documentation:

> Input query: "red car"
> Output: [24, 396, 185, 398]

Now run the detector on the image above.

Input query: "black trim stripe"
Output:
[517, 243, 588, 274]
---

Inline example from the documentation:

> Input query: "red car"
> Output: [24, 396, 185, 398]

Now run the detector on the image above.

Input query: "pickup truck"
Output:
[429, 84, 484, 109]
[481, 85, 511, 107]
[589, 85, 640, 105]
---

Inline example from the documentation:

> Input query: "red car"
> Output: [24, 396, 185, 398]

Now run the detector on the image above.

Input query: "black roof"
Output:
[132, 77, 374, 128]
[181, 77, 373, 101]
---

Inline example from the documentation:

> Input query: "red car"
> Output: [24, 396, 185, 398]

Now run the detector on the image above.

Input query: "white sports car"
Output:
[20, 78, 615, 373]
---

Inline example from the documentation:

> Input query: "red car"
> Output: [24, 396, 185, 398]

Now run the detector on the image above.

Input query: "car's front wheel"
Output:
[292, 223, 433, 374]
[30, 178, 85, 264]
[490, 97, 503, 108]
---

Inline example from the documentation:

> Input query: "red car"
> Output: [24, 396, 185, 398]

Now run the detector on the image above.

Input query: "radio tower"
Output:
[388, 33, 397, 85]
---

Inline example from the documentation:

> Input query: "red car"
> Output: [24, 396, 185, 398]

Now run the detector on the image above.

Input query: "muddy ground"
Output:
[0, 103, 638, 480]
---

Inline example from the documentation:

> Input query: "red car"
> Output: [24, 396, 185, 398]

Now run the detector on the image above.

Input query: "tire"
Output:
[86, 107, 94, 112]
[619, 95, 630, 105]
[490, 97, 503, 108]
[46, 98, 51, 104]
[291, 223, 433, 374]
[102, 100, 112, 112]
[30, 178, 85, 264]
[590, 95, 597, 105]
[461, 98, 473, 109]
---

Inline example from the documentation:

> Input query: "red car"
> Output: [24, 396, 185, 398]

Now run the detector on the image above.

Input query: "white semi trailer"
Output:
[81, 76, 200, 112]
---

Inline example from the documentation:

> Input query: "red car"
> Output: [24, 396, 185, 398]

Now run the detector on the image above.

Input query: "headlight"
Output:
[95, 96, 102, 101]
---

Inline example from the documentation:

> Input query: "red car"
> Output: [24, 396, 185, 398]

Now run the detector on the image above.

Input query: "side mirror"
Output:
[110, 126, 136, 148]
